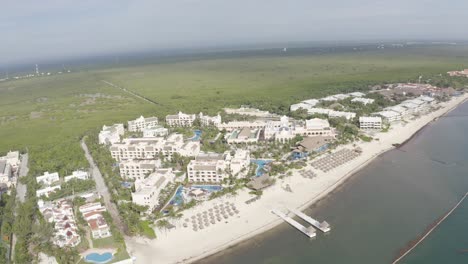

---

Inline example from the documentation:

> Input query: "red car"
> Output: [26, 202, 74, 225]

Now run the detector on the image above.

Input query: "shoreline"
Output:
[125, 94, 468, 264]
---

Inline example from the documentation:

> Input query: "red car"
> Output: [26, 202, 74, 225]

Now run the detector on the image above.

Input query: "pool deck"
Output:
[81, 248, 117, 258]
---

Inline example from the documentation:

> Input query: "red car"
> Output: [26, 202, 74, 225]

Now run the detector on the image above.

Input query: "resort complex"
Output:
[3, 75, 467, 264]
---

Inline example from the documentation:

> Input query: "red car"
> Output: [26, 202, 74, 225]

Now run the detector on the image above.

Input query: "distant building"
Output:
[264, 117, 334, 143]
[119, 159, 161, 180]
[79, 202, 111, 239]
[447, 69, 468, 77]
[0, 151, 20, 172]
[166, 112, 196, 127]
[132, 168, 175, 213]
[224, 106, 273, 117]
[98, 124, 124, 144]
[348, 92, 366, 97]
[375, 111, 401, 123]
[225, 128, 261, 144]
[217, 120, 266, 132]
[0, 161, 12, 186]
[36, 171, 60, 185]
[359, 116, 382, 130]
[64, 170, 89, 182]
[199, 113, 222, 127]
[128, 116, 159, 132]
[351, 97, 375, 105]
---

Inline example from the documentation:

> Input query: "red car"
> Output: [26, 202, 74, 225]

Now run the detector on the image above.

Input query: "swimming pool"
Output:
[167, 185, 222, 207]
[251, 159, 273, 177]
[190, 130, 202, 141]
[84, 252, 113, 264]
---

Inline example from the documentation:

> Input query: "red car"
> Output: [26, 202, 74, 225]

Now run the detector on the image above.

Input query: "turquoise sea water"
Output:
[198, 101, 468, 264]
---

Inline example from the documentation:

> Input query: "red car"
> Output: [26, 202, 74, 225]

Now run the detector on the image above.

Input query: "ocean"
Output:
[197, 101, 468, 264]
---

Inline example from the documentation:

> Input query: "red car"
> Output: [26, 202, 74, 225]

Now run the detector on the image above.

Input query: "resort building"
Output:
[224, 106, 273, 117]
[351, 97, 375, 105]
[419, 95, 436, 105]
[359, 116, 383, 130]
[110, 134, 200, 161]
[217, 120, 267, 132]
[142, 125, 168, 137]
[36, 185, 61, 198]
[98, 124, 125, 145]
[447, 69, 468, 77]
[0, 151, 20, 172]
[36, 171, 60, 185]
[110, 137, 164, 161]
[64, 170, 89, 182]
[119, 159, 161, 180]
[306, 108, 356, 120]
[290, 102, 312, 112]
[128, 116, 159, 132]
[225, 128, 261, 144]
[132, 168, 175, 213]
[348, 92, 366, 97]
[228, 149, 251, 177]
[264, 117, 334, 143]
[38, 199, 81, 248]
[0, 161, 12, 186]
[384, 105, 408, 119]
[79, 202, 111, 239]
[199, 113, 222, 127]
[187, 150, 249, 183]
[166, 112, 196, 127]
[375, 110, 401, 123]
[292, 136, 334, 159]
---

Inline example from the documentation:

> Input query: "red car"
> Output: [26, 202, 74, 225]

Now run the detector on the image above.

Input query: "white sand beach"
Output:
[125, 94, 468, 264]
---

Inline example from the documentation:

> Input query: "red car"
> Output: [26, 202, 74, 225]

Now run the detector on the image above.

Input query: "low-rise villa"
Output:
[36, 171, 60, 185]
[79, 202, 112, 239]
[64, 170, 89, 182]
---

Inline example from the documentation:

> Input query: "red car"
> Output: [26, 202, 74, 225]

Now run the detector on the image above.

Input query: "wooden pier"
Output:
[271, 209, 316, 238]
[289, 208, 331, 233]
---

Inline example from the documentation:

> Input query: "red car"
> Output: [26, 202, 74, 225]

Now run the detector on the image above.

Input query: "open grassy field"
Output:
[1, 45, 467, 174]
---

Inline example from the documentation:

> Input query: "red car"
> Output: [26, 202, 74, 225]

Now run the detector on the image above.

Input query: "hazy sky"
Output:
[2, 0, 468, 64]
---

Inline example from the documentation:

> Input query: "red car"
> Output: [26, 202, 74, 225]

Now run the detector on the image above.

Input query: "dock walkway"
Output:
[271, 209, 316, 238]
[289, 208, 331, 233]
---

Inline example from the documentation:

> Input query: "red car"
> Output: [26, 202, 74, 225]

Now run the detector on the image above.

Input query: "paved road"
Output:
[101, 80, 159, 106]
[16, 153, 28, 203]
[81, 138, 127, 234]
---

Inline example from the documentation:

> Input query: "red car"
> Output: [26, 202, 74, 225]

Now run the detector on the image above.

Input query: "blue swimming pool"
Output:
[167, 185, 222, 207]
[192, 185, 222, 192]
[251, 159, 273, 177]
[85, 252, 113, 264]
[190, 130, 202, 141]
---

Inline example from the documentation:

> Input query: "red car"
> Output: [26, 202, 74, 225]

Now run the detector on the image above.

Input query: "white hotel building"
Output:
[199, 113, 222, 127]
[166, 112, 196, 127]
[359, 116, 382, 130]
[187, 150, 250, 183]
[119, 159, 161, 180]
[132, 168, 175, 213]
[264, 116, 334, 143]
[110, 134, 200, 161]
[143, 125, 168, 137]
[98, 124, 125, 145]
[128, 116, 159, 132]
